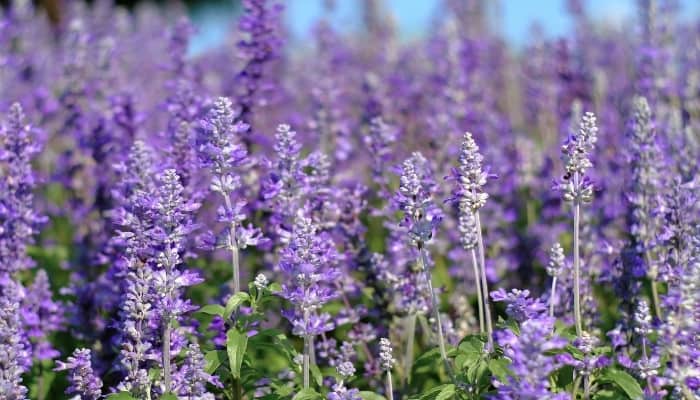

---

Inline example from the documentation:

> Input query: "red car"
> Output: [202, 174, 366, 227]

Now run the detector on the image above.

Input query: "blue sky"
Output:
[190, 0, 700, 54]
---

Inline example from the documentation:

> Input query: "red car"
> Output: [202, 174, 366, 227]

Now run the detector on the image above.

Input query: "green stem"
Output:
[644, 251, 662, 319]
[386, 371, 394, 400]
[404, 314, 417, 386]
[549, 277, 558, 319]
[223, 194, 241, 294]
[474, 212, 494, 350]
[470, 249, 485, 334]
[163, 320, 172, 393]
[573, 172, 583, 337]
[418, 249, 451, 376]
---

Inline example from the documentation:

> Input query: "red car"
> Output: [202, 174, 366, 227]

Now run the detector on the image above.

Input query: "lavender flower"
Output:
[449, 132, 494, 348]
[197, 97, 265, 294]
[278, 213, 339, 388]
[234, 0, 284, 127]
[379, 337, 395, 400]
[21, 269, 63, 362]
[174, 343, 217, 399]
[495, 317, 569, 400]
[54, 348, 103, 400]
[626, 96, 665, 317]
[491, 288, 547, 323]
[0, 103, 44, 280]
[0, 281, 28, 399]
[558, 112, 598, 337]
[394, 152, 452, 376]
[547, 243, 566, 317]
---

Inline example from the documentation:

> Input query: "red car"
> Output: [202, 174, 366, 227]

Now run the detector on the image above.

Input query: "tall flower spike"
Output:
[558, 111, 598, 337]
[54, 348, 103, 400]
[449, 132, 494, 349]
[235, 0, 284, 127]
[627, 96, 664, 318]
[495, 317, 569, 399]
[0, 102, 44, 279]
[197, 97, 264, 294]
[0, 281, 28, 399]
[395, 153, 452, 377]
[277, 213, 339, 388]
[547, 243, 566, 318]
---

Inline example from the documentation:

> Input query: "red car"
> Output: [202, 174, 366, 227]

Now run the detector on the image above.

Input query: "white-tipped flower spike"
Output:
[379, 338, 395, 371]
[547, 243, 566, 278]
[254, 273, 269, 290]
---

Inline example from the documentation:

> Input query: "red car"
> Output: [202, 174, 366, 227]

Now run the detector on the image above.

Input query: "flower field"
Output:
[0, 0, 698, 399]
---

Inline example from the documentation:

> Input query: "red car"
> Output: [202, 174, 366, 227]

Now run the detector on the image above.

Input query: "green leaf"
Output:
[161, 393, 178, 400]
[488, 358, 511, 382]
[359, 391, 387, 400]
[226, 328, 249, 379]
[106, 393, 138, 400]
[466, 359, 488, 384]
[204, 350, 227, 374]
[224, 292, 250, 319]
[310, 362, 323, 387]
[268, 282, 282, 293]
[292, 388, 322, 400]
[458, 335, 485, 357]
[600, 369, 644, 400]
[417, 384, 456, 400]
[413, 348, 442, 371]
[197, 304, 225, 317]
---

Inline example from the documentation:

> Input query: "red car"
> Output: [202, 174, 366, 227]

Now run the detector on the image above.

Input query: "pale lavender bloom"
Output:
[0, 281, 28, 399]
[278, 214, 339, 338]
[54, 348, 103, 400]
[378, 338, 395, 371]
[494, 317, 570, 400]
[21, 270, 63, 362]
[557, 112, 598, 203]
[491, 288, 547, 322]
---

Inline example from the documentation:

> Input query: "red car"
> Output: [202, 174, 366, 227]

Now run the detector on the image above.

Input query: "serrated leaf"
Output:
[224, 292, 250, 319]
[466, 359, 488, 384]
[413, 348, 442, 371]
[458, 336, 485, 356]
[226, 328, 248, 379]
[197, 304, 225, 317]
[600, 369, 643, 399]
[268, 282, 282, 293]
[106, 393, 138, 400]
[488, 358, 511, 382]
[292, 388, 322, 400]
[417, 384, 456, 400]
[310, 362, 323, 387]
[359, 391, 387, 400]
[204, 350, 227, 374]
[435, 384, 456, 400]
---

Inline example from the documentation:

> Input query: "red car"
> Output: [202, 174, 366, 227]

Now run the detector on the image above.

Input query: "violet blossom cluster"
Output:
[2, 0, 700, 399]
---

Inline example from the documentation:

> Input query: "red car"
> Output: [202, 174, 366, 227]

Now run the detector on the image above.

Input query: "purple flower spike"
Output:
[55, 348, 103, 400]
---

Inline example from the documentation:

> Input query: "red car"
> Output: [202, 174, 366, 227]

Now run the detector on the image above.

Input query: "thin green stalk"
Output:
[644, 252, 662, 319]
[572, 372, 581, 399]
[303, 338, 310, 389]
[404, 314, 417, 386]
[303, 309, 311, 389]
[549, 277, 558, 319]
[573, 173, 583, 337]
[223, 194, 241, 294]
[474, 212, 494, 350]
[163, 320, 171, 393]
[386, 371, 394, 400]
[470, 249, 485, 334]
[419, 249, 453, 379]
